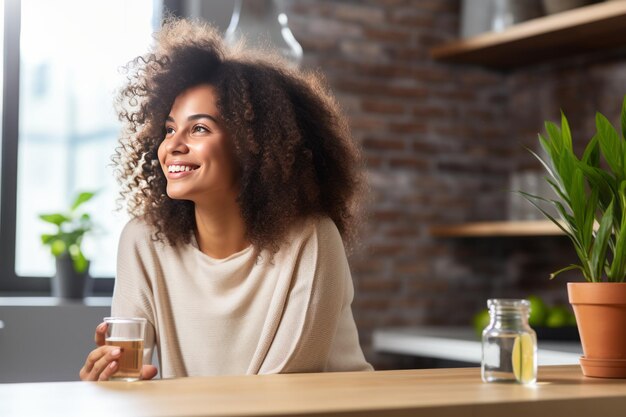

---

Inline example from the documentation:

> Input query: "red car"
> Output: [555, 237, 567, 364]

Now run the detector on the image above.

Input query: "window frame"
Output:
[0, 0, 113, 295]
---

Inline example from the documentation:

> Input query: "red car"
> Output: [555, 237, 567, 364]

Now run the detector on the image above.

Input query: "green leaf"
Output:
[555, 149, 579, 201]
[519, 192, 577, 241]
[39, 213, 70, 226]
[609, 217, 626, 282]
[585, 187, 599, 249]
[545, 178, 571, 208]
[573, 244, 594, 282]
[591, 199, 614, 281]
[527, 146, 557, 183]
[70, 247, 89, 274]
[538, 134, 553, 162]
[71, 191, 95, 211]
[560, 111, 573, 151]
[596, 112, 623, 180]
[545, 121, 564, 150]
[50, 239, 67, 257]
[621, 95, 626, 144]
[520, 190, 592, 280]
[552, 200, 576, 232]
[40, 234, 56, 245]
[578, 162, 614, 210]
[581, 134, 600, 167]
[608, 181, 626, 282]
[569, 169, 587, 243]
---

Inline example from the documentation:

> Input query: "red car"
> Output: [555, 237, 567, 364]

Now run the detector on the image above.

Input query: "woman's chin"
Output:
[166, 187, 191, 201]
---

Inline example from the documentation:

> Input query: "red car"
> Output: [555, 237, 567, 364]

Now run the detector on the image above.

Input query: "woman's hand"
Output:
[79, 322, 158, 381]
[79, 322, 120, 381]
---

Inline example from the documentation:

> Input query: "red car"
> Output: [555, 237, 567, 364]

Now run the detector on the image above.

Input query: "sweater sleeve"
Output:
[110, 219, 158, 368]
[258, 218, 371, 373]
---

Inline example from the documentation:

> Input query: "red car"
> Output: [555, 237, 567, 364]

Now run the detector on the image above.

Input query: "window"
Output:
[1, 0, 162, 293]
[0, 0, 4, 185]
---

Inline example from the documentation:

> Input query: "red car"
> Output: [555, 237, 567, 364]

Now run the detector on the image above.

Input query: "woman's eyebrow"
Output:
[166, 114, 218, 123]
[188, 113, 218, 123]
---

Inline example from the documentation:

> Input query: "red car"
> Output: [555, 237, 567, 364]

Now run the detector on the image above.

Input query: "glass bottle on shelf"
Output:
[224, 0, 303, 68]
[491, 0, 543, 33]
[481, 299, 537, 384]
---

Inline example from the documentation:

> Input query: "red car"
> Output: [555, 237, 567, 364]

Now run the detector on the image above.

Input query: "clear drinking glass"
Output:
[481, 299, 537, 384]
[104, 317, 147, 382]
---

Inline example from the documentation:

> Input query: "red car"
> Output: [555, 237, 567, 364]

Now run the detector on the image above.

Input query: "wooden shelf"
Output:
[431, 1, 626, 70]
[430, 220, 565, 237]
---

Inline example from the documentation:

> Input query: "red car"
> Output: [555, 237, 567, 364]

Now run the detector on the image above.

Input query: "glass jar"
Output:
[224, 0, 303, 68]
[490, 0, 543, 32]
[481, 299, 537, 384]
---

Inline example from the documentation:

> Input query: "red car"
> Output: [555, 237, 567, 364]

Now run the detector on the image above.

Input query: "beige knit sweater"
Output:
[111, 216, 373, 378]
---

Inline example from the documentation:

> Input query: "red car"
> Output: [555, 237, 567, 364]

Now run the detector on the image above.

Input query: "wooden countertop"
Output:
[1, 366, 626, 417]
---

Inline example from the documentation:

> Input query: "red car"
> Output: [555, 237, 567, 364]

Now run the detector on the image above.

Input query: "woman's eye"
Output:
[165, 127, 175, 135]
[192, 125, 209, 133]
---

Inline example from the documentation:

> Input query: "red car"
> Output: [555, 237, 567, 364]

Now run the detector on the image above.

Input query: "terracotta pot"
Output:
[568, 282, 626, 378]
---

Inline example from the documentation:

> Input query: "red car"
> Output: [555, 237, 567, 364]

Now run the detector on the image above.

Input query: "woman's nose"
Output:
[165, 132, 189, 154]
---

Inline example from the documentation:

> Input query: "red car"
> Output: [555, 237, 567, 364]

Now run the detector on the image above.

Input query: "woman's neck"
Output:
[193, 198, 249, 259]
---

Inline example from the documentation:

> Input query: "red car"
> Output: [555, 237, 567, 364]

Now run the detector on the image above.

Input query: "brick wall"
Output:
[286, 0, 626, 369]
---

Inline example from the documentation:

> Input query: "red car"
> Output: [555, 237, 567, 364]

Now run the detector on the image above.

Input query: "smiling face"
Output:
[157, 84, 239, 204]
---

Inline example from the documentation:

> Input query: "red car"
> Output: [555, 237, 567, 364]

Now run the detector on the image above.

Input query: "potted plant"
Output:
[39, 191, 96, 299]
[522, 95, 626, 378]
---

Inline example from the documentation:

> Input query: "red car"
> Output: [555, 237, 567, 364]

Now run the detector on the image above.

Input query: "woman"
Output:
[79, 18, 372, 381]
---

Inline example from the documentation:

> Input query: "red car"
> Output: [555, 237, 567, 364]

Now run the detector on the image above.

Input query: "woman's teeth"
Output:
[168, 165, 196, 173]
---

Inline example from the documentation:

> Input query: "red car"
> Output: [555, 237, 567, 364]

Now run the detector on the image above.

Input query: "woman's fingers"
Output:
[140, 365, 158, 380]
[80, 323, 113, 381]
[98, 361, 119, 381]
[79, 346, 121, 381]
[94, 322, 107, 346]
[88, 348, 121, 381]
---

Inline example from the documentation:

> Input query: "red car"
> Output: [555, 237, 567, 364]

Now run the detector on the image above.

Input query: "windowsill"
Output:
[0, 297, 112, 307]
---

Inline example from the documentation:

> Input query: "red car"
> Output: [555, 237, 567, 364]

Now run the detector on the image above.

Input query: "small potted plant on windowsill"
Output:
[522, 95, 626, 378]
[39, 191, 96, 299]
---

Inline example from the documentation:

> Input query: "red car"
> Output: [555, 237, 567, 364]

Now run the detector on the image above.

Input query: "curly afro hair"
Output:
[113, 18, 365, 255]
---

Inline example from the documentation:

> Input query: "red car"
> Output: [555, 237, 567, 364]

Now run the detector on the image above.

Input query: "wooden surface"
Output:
[2, 366, 626, 417]
[430, 220, 564, 237]
[430, 1, 626, 69]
